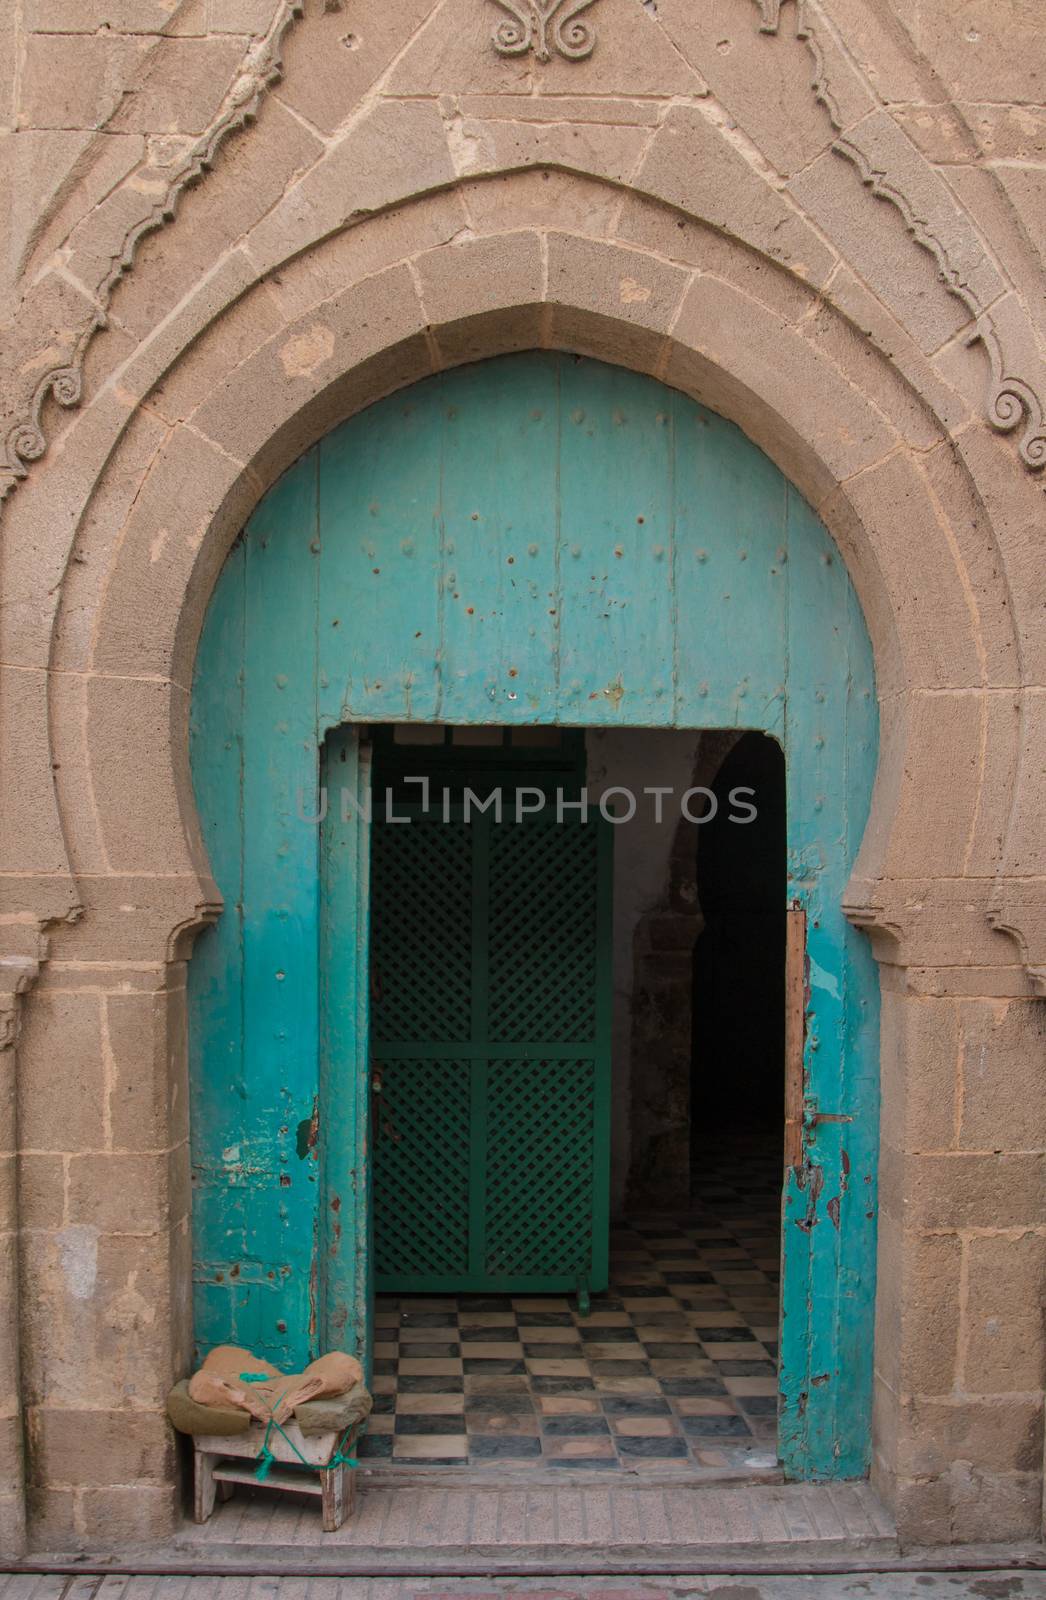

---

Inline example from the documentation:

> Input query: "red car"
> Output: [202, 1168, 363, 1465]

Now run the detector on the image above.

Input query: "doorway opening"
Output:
[689, 730, 786, 1293]
[361, 723, 784, 1474]
[189, 350, 880, 1485]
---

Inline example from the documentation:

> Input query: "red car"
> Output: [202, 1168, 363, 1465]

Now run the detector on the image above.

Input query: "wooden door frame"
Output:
[315, 723, 875, 1481]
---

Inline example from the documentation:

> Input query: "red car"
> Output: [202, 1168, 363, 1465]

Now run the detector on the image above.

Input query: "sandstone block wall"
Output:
[1, 0, 1044, 1557]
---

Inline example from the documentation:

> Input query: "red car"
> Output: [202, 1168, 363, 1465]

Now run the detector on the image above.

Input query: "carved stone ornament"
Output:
[755, 0, 1046, 473]
[0, 0, 306, 501]
[491, 0, 599, 62]
[3, 0, 1045, 498]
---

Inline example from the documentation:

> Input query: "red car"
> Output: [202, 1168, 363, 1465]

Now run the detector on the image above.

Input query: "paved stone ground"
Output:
[2, 1571, 1046, 1598]
[370, 1157, 782, 1474]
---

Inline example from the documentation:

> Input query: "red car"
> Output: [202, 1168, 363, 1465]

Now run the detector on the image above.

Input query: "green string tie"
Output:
[253, 1406, 359, 1482]
[239, 1371, 271, 1383]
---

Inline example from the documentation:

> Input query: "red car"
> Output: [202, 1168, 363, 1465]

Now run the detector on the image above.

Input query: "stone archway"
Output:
[185, 349, 881, 1479]
[2, 80, 1043, 1546]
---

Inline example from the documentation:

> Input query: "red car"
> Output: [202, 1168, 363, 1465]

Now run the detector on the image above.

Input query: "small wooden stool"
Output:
[193, 1417, 362, 1532]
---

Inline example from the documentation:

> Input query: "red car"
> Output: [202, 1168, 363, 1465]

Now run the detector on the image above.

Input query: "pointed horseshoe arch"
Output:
[188, 352, 879, 1479]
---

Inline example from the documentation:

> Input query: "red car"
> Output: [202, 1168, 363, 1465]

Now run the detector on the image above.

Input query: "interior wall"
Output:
[585, 728, 703, 1213]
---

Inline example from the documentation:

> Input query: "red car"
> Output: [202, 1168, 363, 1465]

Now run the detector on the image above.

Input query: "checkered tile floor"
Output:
[361, 1152, 782, 1471]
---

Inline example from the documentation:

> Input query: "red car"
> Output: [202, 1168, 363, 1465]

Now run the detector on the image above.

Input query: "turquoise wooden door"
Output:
[369, 804, 613, 1296]
[189, 352, 879, 1479]
[319, 728, 372, 1357]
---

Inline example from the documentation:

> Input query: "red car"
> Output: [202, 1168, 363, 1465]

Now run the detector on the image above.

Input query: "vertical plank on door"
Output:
[835, 573, 881, 1475]
[240, 449, 322, 1368]
[783, 907, 807, 1174]
[557, 359, 675, 726]
[318, 382, 444, 729]
[439, 355, 561, 726]
[780, 482, 879, 1479]
[189, 534, 245, 1358]
[673, 399, 787, 734]
[320, 726, 372, 1366]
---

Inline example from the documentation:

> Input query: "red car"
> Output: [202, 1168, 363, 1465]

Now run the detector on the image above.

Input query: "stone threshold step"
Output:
[163, 1481, 896, 1565]
[166, 1538, 902, 1573]
[356, 1464, 785, 1489]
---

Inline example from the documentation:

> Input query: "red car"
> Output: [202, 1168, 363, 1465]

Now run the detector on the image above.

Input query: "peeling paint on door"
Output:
[188, 352, 879, 1478]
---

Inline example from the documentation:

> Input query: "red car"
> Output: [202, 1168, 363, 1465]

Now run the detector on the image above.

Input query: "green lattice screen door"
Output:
[371, 804, 613, 1295]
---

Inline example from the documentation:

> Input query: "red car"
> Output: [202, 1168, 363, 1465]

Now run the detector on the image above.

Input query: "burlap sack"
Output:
[188, 1344, 366, 1425]
[187, 1345, 284, 1422]
[166, 1377, 251, 1437]
[257, 1371, 324, 1423]
[254, 1352, 365, 1423]
[303, 1351, 364, 1396]
[296, 1378, 373, 1439]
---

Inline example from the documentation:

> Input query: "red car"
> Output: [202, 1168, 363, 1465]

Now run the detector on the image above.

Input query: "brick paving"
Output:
[367, 1155, 782, 1473]
[4, 1571, 1046, 1598]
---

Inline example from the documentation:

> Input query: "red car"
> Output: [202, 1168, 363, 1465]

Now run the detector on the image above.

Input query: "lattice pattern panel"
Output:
[484, 1057, 596, 1278]
[371, 818, 473, 1043]
[487, 821, 599, 1042]
[373, 1058, 471, 1279]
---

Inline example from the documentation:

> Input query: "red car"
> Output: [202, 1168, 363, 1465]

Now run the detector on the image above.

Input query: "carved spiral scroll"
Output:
[554, 0, 598, 58]
[986, 378, 1046, 470]
[974, 320, 1046, 469]
[491, 0, 598, 63]
[491, 0, 532, 54]
[4, 365, 84, 483]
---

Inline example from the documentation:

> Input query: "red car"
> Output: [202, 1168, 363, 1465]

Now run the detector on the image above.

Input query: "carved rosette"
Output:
[491, 0, 599, 62]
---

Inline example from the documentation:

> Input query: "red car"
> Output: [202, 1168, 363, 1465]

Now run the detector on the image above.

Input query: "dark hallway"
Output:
[690, 731, 787, 1179]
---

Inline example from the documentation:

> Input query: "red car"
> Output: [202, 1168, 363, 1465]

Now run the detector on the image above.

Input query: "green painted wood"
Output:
[318, 384, 444, 727]
[777, 485, 879, 1479]
[240, 451, 321, 1364]
[319, 726, 372, 1367]
[557, 358, 676, 726]
[439, 359, 562, 724]
[188, 534, 246, 1353]
[674, 401, 789, 733]
[470, 806, 491, 1283]
[189, 351, 880, 1477]
[369, 801, 613, 1295]
[190, 455, 323, 1370]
